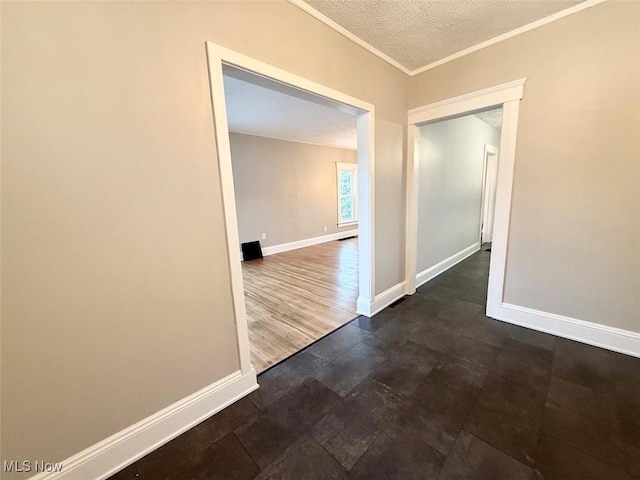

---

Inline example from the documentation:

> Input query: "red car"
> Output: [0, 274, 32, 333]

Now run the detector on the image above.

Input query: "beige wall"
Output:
[0, 1, 408, 475]
[410, 1, 640, 332]
[417, 115, 501, 273]
[5, 0, 637, 475]
[230, 133, 357, 248]
[375, 119, 407, 292]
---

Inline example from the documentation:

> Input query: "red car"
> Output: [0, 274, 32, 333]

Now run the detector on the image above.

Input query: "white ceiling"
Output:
[296, 0, 591, 74]
[223, 66, 358, 150]
[475, 108, 503, 130]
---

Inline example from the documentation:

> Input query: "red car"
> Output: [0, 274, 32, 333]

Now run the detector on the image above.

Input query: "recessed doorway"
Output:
[405, 79, 526, 319]
[206, 42, 376, 374]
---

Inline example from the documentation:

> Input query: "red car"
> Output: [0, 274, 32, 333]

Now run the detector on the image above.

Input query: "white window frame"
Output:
[336, 162, 358, 227]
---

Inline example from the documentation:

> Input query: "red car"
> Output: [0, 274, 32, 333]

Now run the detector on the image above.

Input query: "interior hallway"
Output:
[242, 238, 358, 372]
[109, 250, 640, 479]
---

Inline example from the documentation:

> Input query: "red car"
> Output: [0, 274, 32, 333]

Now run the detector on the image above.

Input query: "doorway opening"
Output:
[412, 106, 503, 291]
[405, 79, 526, 319]
[206, 43, 376, 374]
[480, 143, 500, 250]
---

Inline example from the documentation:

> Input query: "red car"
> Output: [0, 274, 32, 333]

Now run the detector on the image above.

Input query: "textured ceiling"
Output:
[475, 108, 503, 130]
[223, 66, 358, 150]
[302, 0, 585, 71]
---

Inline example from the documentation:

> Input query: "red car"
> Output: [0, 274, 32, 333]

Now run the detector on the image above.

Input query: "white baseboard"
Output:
[241, 229, 358, 260]
[262, 229, 358, 256]
[487, 302, 640, 358]
[30, 369, 258, 480]
[416, 243, 480, 288]
[356, 295, 373, 317]
[357, 281, 407, 317]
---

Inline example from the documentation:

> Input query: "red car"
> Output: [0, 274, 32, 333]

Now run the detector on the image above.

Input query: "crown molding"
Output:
[289, 0, 607, 77]
[288, 0, 413, 76]
[411, 0, 607, 76]
[228, 130, 357, 151]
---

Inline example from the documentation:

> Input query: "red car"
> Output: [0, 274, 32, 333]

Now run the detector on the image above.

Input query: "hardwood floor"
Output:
[242, 238, 358, 372]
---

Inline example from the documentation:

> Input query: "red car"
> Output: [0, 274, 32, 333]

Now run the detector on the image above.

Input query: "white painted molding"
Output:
[478, 143, 499, 244]
[207, 43, 374, 113]
[407, 78, 525, 125]
[410, 0, 607, 76]
[487, 302, 640, 359]
[287, 0, 413, 76]
[404, 125, 420, 295]
[358, 281, 407, 317]
[486, 100, 521, 315]
[206, 45, 253, 376]
[229, 129, 358, 152]
[356, 295, 373, 317]
[356, 110, 376, 311]
[415, 244, 481, 289]
[288, 0, 606, 77]
[259, 229, 358, 257]
[30, 369, 258, 480]
[405, 81, 524, 329]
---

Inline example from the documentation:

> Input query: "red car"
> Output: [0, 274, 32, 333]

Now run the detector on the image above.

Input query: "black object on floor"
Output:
[242, 241, 263, 261]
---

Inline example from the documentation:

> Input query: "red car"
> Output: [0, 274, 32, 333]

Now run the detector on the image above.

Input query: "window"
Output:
[336, 162, 358, 226]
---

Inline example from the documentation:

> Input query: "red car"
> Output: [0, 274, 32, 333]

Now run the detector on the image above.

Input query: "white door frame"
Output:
[479, 143, 499, 244]
[205, 42, 376, 375]
[404, 79, 526, 318]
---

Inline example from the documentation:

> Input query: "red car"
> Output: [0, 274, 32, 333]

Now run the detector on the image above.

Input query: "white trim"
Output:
[356, 110, 376, 312]
[29, 369, 258, 480]
[205, 42, 376, 342]
[486, 100, 520, 314]
[488, 303, 640, 359]
[410, 0, 607, 76]
[358, 281, 407, 317]
[415, 243, 481, 289]
[287, 0, 413, 76]
[337, 221, 358, 228]
[405, 81, 524, 343]
[479, 143, 499, 244]
[206, 45, 253, 375]
[208, 44, 373, 112]
[259, 230, 358, 257]
[407, 78, 525, 125]
[288, 0, 605, 77]
[404, 125, 420, 295]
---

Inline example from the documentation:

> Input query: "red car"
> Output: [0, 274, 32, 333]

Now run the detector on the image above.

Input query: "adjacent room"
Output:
[415, 107, 503, 292]
[222, 65, 361, 372]
[2, 1, 639, 480]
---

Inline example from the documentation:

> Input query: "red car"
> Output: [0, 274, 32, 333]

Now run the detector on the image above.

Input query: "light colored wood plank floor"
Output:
[242, 238, 358, 372]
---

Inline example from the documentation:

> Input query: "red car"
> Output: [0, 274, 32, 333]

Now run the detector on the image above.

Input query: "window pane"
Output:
[340, 196, 354, 221]
[339, 171, 352, 196]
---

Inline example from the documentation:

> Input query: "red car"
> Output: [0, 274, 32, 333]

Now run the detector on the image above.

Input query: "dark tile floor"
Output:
[110, 251, 640, 480]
